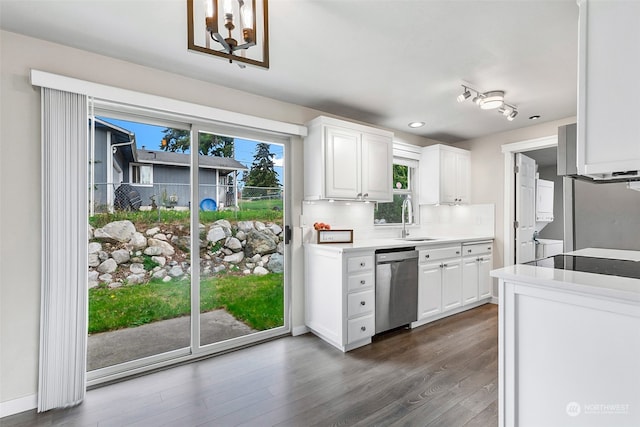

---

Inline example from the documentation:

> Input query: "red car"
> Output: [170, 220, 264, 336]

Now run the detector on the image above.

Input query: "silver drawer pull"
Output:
[425, 254, 430, 259]
[360, 280, 366, 284]
[360, 326, 366, 331]
[360, 300, 366, 306]
[468, 249, 472, 253]
[443, 263, 448, 267]
[456, 251, 460, 254]
[360, 262, 366, 267]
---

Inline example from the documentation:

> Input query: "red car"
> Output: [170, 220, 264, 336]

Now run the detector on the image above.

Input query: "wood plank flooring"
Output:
[2, 304, 498, 427]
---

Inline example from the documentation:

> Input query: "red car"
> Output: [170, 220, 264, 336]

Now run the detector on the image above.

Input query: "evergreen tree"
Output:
[242, 143, 280, 197]
[160, 129, 234, 157]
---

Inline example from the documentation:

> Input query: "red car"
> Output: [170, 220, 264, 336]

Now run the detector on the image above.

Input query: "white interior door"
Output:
[515, 153, 536, 263]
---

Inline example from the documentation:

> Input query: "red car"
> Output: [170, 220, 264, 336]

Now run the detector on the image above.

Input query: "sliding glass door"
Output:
[195, 130, 286, 349]
[86, 111, 288, 381]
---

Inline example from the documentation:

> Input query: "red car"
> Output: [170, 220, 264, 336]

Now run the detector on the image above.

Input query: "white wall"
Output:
[0, 30, 432, 409]
[456, 116, 577, 271]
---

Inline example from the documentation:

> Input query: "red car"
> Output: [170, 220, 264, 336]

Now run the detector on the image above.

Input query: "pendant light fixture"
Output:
[457, 85, 518, 121]
[187, 0, 269, 69]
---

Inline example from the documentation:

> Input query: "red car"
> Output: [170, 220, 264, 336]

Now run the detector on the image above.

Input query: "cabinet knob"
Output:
[478, 257, 483, 261]
[361, 326, 366, 332]
[363, 193, 369, 198]
[360, 280, 366, 284]
[443, 263, 448, 267]
[467, 249, 472, 253]
[360, 301, 366, 306]
[456, 251, 460, 255]
[360, 262, 366, 267]
[425, 254, 430, 259]
[440, 263, 444, 268]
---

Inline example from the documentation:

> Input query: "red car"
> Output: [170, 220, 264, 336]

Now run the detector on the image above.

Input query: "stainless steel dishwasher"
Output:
[375, 247, 418, 334]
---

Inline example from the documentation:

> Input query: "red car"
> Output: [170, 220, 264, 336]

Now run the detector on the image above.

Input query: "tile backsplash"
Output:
[301, 201, 494, 243]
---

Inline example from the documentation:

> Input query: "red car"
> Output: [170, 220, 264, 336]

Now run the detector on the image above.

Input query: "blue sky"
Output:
[100, 117, 284, 184]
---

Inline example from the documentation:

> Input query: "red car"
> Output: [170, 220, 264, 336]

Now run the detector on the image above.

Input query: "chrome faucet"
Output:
[401, 195, 413, 238]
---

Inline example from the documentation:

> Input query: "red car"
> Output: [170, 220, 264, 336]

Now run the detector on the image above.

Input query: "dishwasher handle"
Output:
[375, 250, 418, 264]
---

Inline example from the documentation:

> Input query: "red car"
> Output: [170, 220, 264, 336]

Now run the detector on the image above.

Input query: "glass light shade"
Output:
[479, 91, 504, 110]
[204, 0, 214, 18]
[240, 2, 253, 29]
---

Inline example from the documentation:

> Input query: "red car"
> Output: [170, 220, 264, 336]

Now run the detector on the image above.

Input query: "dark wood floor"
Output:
[2, 304, 498, 427]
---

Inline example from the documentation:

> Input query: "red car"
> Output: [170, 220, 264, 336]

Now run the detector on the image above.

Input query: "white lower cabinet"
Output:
[441, 259, 463, 311]
[304, 246, 375, 352]
[416, 241, 493, 326]
[417, 245, 463, 321]
[418, 261, 443, 319]
[462, 242, 493, 306]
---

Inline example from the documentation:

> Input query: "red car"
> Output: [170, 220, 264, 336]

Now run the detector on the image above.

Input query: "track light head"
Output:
[457, 88, 471, 103]
[507, 110, 519, 121]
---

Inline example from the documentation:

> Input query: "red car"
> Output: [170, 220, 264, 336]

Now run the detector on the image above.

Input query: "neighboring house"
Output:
[90, 118, 247, 212]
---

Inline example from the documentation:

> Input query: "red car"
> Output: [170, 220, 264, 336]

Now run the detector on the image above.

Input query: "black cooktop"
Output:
[524, 255, 640, 280]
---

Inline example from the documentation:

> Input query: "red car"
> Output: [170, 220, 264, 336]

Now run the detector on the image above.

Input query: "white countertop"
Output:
[304, 235, 494, 253]
[491, 249, 640, 303]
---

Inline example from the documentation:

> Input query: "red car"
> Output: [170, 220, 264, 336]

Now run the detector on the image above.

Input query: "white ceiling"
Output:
[0, 0, 579, 143]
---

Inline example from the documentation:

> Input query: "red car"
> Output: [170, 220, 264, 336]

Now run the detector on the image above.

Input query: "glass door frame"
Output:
[87, 106, 292, 387]
[189, 123, 291, 357]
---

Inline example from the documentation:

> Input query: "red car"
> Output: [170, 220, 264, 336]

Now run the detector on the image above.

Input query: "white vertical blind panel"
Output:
[38, 88, 88, 412]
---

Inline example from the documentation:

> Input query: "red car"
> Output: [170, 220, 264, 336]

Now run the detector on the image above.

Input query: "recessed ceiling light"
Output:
[529, 115, 541, 120]
[408, 122, 425, 128]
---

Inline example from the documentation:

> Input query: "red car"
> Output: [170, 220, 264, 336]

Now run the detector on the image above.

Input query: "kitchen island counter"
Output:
[491, 249, 640, 427]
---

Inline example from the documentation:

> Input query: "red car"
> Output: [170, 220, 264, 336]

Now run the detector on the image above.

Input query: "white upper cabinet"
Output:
[419, 144, 470, 205]
[304, 116, 393, 202]
[577, 0, 640, 178]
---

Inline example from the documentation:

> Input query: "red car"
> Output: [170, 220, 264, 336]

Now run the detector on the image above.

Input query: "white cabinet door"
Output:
[462, 257, 479, 305]
[441, 149, 458, 204]
[418, 261, 443, 320]
[441, 259, 462, 311]
[478, 255, 492, 299]
[324, 126, 361, 199]
[420, 144, 471, 205]
[456, 151, 470, 204]
[577, 0, 640, 177]
[361, 132, 393, 202]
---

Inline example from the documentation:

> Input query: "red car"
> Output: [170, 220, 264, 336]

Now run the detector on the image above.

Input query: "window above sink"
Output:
[374, 156, 419, 226]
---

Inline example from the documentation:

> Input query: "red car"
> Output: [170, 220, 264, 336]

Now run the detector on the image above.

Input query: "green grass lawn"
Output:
[88, 273, 284, 334]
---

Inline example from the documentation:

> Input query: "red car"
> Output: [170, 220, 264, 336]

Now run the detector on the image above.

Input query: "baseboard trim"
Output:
[291, 325, 309, 336]
[490, 296, 499, 304]
[0, 394, 37, 418]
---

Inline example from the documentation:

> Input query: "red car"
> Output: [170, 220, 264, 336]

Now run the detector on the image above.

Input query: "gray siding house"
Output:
[90, 119, 247, 213]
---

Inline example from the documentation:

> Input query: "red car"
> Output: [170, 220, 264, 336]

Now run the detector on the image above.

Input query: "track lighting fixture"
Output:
[457, 85, 518, 121]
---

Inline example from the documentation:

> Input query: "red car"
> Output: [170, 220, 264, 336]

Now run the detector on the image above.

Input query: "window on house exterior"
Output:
[374, 159, 418, 225]
[131, 163, 153, 186]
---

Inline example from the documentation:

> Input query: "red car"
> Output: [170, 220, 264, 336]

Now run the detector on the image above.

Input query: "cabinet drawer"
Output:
[419, 245, 461, 263]
[347, 290, 374, 317]
[462, 242, 493, 257]
[347, 314, 375, 344]
[347, 255, 374, 273]
[347, 272, 374, 291]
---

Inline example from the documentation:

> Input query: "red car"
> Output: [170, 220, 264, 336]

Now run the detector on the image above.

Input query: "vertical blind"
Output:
[38, 88, 88, 411]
